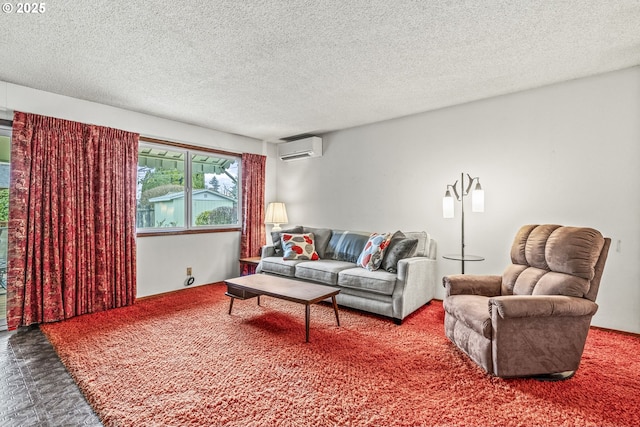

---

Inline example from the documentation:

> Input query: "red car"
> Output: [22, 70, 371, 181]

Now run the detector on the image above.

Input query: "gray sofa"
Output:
[256, 226, 437, 324]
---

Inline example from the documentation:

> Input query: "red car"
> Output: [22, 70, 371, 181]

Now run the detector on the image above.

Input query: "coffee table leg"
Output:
[228, 297, 234, 315]
[332, 296, 340, 326]
[305, 304, 310, 342]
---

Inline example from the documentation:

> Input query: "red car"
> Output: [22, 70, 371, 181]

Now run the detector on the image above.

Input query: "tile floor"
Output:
[1, 289, 6, 331]
[0, 326, 102, 426]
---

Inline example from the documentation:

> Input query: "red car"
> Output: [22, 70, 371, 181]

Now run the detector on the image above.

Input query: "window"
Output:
[0, 122, 10, 331]
[136, 138, 241, 234]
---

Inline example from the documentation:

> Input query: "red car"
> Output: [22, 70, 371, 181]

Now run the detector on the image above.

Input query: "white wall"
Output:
[0, 81, 267, 297]
[275, 66, 640, 334]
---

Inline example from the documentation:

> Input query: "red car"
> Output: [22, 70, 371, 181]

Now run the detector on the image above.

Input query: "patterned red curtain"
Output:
[7, 112, 139, 330]
[240, 153, 266, 275]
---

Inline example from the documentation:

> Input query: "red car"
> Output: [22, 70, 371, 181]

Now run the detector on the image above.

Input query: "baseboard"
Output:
[136, 282, 224, 301]
[590, 325, 640, 338]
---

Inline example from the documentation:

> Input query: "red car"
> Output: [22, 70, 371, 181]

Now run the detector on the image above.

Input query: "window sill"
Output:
[137, 227, 241, 238]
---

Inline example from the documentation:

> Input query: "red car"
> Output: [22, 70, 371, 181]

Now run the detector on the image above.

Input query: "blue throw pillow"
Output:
[325, 231, 370, 263]
[357, 232, 392, 271]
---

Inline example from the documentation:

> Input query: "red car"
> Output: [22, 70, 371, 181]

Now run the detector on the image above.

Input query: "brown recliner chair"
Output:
[443, 224, 610, 379]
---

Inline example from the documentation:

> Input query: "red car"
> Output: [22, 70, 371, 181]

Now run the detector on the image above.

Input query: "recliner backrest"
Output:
[501, 224, 606, 298]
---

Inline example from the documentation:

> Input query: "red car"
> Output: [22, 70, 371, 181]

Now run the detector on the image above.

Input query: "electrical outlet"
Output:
[186, 267, 192, 276]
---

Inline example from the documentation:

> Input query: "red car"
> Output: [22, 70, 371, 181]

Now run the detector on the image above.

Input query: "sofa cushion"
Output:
[524, 224, 560, 270]
[511, 266, 548, 295]
[403, 231, 430, 257]
[443, 294, 492, 339]
[505, 265, 590, 298]
[260, 257, 305, 277]
[545, 226, 604, 280]
[503, 225, 605, 298]
[357, 232, 392, 271]
[532, 272, 590, 297]
[271, 226, 303, 256]
[282, 233, 319, 261]
[325, 230, 370, 263]
[295, 260, 355, 285]
[381, 231, 419, 273]
[338, 268, 397, 296]
[302, 227, 332, 259]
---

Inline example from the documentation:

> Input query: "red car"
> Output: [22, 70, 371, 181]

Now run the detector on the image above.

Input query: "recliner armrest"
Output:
[443, 274, 502, 297]
[489, 295, 598, 319]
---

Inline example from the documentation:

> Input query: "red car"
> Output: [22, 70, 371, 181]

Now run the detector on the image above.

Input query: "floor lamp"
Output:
[442, 173, 485, 273]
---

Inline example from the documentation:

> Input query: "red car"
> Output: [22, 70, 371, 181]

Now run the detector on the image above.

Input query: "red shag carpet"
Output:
[41, 284, 640, 427]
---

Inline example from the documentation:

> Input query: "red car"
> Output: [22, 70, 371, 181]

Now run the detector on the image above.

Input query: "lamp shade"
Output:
[265, 202, 288, 230]
[471, 183, 484, 213]
[442, 190, 455, 218]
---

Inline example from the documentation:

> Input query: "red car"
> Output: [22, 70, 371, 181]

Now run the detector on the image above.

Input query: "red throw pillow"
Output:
[282, 233, 320, 260]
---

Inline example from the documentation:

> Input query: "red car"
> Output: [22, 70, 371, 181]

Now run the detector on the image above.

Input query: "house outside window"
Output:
[137, 139, 241, 233]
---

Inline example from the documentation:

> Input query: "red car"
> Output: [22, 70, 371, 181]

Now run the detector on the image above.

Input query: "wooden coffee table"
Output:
[224, 274, 341, 342]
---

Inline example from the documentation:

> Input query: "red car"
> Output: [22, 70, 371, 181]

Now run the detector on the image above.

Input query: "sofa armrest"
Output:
[261, 245, 276, 258]
[489, 295, 598, 319]
[443, 274, 502, 297]
[392, 257, 437, 321]
[256, 245, 276, 274]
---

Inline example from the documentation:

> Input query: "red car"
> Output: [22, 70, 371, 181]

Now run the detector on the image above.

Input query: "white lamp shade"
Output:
[265, 202, 288, 228]
[442, 194, 454, 218]
[472, 188, 485, 213]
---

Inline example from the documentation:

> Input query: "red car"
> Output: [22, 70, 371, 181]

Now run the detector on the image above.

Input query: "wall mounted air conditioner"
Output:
[278, 136, 323, 161]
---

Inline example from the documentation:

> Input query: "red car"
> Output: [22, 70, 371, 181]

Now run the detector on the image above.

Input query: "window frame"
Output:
[136, 136, 242, 237]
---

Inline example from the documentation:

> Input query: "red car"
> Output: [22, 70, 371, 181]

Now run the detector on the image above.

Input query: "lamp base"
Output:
[271, 224, 282, 231]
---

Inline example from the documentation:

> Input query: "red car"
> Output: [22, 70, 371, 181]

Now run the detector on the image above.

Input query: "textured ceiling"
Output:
[1, 1, 640, 141]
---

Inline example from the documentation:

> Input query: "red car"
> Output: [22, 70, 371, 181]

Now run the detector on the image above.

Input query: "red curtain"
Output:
[240, 153, 266, 275]
[7, 112, 139, 329]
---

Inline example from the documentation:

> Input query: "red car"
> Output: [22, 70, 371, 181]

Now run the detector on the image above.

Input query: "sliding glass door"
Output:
[0, 124, 10, 331]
